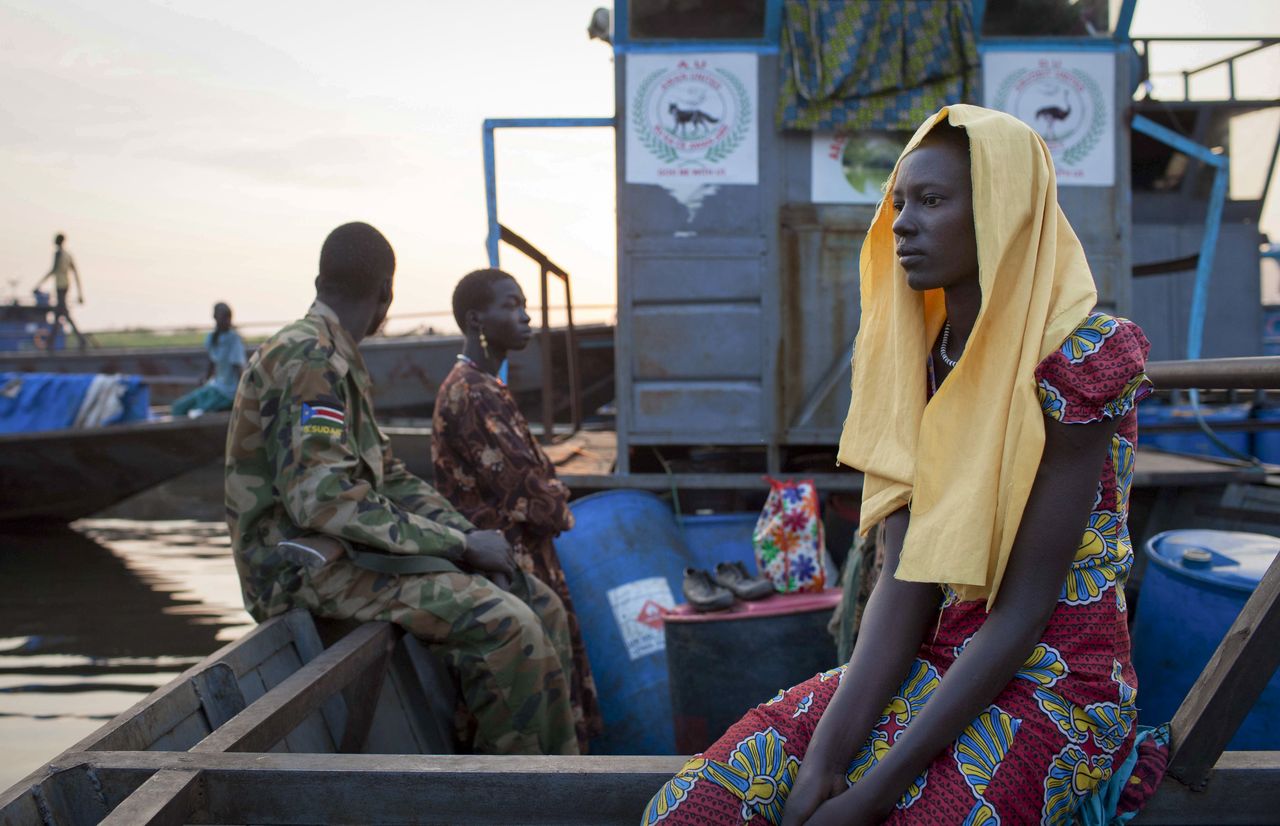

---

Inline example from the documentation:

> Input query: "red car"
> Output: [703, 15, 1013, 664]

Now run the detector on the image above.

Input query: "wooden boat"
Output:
[0, 325, 616, 419]
[1, 597, 1276, 825]
[0, 413, 230, 522]
[0, 610, 671, 825]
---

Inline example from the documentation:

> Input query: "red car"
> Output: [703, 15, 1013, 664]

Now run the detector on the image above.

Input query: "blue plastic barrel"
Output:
[1138, 403, 1251, 459]
[679, 512, 759, 573]
[1263, 306, 1280, 356]
[1252, 407, 1280, 465]
[1131, 530, 1280, 749]
[553, 490, 693, 754]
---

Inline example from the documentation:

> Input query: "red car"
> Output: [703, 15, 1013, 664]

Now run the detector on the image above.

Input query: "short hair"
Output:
[451, 268, 517, 330]
[54, 233, 65, 245]
[316, 222, 395, 300]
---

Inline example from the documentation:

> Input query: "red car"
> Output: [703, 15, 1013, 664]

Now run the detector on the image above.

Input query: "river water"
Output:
[0, 520, 252, 790]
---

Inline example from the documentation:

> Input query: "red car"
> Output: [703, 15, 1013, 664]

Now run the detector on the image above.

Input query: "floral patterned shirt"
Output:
[431, 358, 574, 560]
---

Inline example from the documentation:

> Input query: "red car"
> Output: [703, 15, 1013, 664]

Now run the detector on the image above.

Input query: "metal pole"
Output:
[483, 122, 500, 268]
[1145, 356, 1280, 390]
[1131, 115, 1231, 361]
[539, 265, 553, 441]
[563, 274, 581, 434]
[1112, 0, 1137, 42]
[1189, 161, 1230, 361]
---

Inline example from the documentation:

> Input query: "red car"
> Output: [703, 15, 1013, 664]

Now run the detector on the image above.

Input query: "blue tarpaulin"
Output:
[0, 373, 150, 433]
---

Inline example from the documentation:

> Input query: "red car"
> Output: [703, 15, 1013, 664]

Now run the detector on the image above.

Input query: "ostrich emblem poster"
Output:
[625, 52, 758, 186]
[983, 51, 1115, 187]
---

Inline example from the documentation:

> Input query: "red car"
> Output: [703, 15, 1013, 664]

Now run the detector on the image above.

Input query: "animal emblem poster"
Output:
[983, 50, 1116, 187]
[625, 52, 758, 186]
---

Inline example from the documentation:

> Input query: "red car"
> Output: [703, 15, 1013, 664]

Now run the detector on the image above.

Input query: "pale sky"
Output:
[0, 0, 1277, 334]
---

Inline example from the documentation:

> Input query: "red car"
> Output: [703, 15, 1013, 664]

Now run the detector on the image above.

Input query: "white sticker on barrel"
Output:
[606, 577, 675, 661]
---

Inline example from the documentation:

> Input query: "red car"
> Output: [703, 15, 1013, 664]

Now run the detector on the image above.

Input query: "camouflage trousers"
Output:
[290, 561, 579, 755]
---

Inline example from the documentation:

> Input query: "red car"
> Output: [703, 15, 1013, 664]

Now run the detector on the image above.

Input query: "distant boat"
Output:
[0, 325, 615, 418]
[0, 413, 230, 522]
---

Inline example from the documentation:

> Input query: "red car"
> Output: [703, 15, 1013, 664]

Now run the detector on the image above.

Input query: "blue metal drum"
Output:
[1131, 529, 1280, 749]
[678, 512, 759, 573]
[553, 490, 694, 754]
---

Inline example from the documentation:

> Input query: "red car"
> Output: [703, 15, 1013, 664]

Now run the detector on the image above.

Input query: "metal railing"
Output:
[498, 225, 582, 440]
[1133, 36, 1280, 104]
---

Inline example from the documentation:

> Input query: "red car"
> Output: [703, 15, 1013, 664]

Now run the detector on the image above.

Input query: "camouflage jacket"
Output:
[225, 300, 474, 618]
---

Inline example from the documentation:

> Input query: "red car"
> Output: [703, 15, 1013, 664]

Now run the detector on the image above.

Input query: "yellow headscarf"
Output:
[837, 104, 1097, 608]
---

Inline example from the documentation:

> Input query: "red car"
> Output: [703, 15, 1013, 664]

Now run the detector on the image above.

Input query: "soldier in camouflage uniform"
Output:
[225, 222, 578, 755]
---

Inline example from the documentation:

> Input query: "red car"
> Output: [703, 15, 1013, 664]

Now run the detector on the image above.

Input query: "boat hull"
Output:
[0, 414, 230, 522]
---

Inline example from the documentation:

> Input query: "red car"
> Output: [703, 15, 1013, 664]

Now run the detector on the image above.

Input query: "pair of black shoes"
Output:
[683, 562, 775, 613]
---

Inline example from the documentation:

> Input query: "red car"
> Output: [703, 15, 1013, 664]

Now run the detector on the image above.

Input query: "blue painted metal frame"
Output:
[979, 38, 1128, 54]
[1112, 0, 1137, 42]
[612, 0, 783, 54]
[482, 117, 615, 267]
[1131, 114, 1230, 362]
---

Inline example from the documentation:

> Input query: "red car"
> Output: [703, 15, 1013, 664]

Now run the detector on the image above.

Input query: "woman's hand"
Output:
[801, 774, 894, 826]
[780, 763, 847, 826]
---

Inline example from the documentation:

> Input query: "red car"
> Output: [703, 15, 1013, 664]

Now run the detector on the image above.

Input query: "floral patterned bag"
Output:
[753, 477, 827, 593]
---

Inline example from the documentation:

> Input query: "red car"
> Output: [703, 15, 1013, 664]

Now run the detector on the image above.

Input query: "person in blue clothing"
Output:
[173, 302, 246, 416]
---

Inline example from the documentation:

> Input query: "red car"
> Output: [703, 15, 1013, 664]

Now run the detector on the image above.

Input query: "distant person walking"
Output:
[33, 233, 87, 350]
[172, 302, 246, 416]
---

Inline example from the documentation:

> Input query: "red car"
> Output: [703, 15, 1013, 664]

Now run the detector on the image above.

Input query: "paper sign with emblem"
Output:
[606, 577, 676, 661]
[983, 50, 1115, 187]
[811, 131, 909, 204]
[625, 52, 758, 186]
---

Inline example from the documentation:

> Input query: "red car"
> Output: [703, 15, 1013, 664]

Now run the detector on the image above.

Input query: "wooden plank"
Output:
[78, 613, 291, 753]
[194, 622, 394, 754]
[59, 750, 1280, 825]
[212, 613, 297, 678]
[20, 764, 117, 826]
[147, 711, 212, 752]
[399, 636, 460, 753]
[238, 666, 268, 705]
[283, 611, 348, 748]
[90, 681, 203, 752]
[364, 636, 457, 755]
[337, 636, 392, 753]
[58, 750, 1280, 826]
[1167, 551, 1280, 787]
[60, 752, 685, 826]
[0, 614, 299, 819]
[363, 668, 427, 755]
[255, 642, 335, 754]
[0, 791, 42, 826]
[192, 662, 248, 730]
[95, 770, 202, 826]
[1134, 751, 1280, 824]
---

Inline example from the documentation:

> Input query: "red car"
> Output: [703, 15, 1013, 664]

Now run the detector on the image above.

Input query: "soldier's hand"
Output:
[462, 530, 515, 578]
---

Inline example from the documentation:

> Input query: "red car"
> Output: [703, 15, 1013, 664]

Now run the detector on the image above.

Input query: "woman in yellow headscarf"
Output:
[643, 105, 1168, 825]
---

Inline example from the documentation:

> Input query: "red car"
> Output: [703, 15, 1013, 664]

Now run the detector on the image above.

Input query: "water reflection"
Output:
[0, 520, 250, 789]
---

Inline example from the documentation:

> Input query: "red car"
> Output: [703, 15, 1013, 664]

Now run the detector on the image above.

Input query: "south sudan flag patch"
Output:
[301, 402, 345, 437]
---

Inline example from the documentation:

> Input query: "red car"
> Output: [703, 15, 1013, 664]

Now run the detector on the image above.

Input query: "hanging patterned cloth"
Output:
[777, 0, 979, 131]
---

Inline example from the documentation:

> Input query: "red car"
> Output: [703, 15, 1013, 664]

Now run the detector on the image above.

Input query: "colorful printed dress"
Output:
[432, 357, 604, 750]
[643, 314, 1169, 825]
